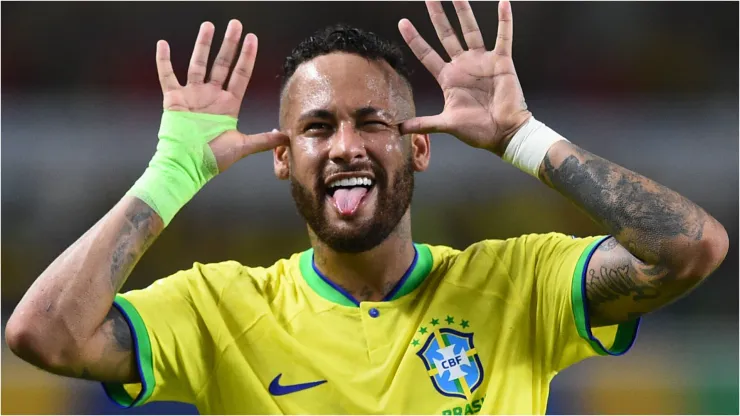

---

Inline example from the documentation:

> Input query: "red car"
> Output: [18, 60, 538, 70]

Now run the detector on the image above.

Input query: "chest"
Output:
[200, 286, 540, 414]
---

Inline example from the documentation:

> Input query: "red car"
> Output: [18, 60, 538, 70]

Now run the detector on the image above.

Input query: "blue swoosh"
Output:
[268, 373, 327, 396]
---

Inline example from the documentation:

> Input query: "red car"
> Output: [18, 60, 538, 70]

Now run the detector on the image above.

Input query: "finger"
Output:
[188, 22, 215, 85]
[209, 130, 290, 173]
[209, 19, 243, 87]
[398, 19, 445, 78]
[241, 130, 291, 156]
[226, 33, 258, 100]
[399, 114, 447, 135]
[453, 1, 485, 51]
[494, 0, 513, 56]
[155, 40, 181, 93]
[425, 1, 464, 58]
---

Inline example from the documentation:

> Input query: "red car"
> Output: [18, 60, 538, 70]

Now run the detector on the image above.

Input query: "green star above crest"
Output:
[445, 315, 455, 324]
[419, 326, 428, 335]
[430, 318, 440, 326]
[460, 319, 470, 329]
[411, 339, 420, 347]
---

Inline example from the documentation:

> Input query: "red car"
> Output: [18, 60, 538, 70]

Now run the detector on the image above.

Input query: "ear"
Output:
[273, 145, 291, 180]
[410, 133, 431, 172]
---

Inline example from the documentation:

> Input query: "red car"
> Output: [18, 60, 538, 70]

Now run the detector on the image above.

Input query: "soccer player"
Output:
[7, 1, 728, 414]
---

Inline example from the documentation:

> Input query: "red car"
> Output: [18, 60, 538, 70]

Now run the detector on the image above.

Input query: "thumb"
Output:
[209, 129, 290, 173]
[399, 114, 447, 135]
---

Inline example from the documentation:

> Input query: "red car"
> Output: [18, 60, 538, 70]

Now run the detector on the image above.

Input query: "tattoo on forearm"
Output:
[541, 145, 714, 325]
[542, 146, 708, 265]
[104, 307, 133, 352]
[74, 307, 134, 381]
[109, 199, 159, 291]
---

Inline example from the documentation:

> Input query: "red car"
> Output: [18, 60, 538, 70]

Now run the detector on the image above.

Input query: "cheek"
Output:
[290, 138, 326, 180]
[294, 136, 322, 158]
[382, 136, 406, 156]
[385, 143, 401, 154]
[359, 129, 404, 154]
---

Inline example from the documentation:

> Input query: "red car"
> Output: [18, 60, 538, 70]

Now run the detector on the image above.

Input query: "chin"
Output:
[321, 232, 386, 254]
[317, 210, 391, 254]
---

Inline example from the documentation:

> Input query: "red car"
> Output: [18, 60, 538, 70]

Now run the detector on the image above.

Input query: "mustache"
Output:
[321, 161, 384, 183]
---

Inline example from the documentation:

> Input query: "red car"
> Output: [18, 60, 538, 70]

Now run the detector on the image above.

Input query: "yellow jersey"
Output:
[102, 233, 639, 414]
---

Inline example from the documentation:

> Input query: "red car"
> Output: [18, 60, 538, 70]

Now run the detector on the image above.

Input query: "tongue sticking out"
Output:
[333, 187, 369, 215]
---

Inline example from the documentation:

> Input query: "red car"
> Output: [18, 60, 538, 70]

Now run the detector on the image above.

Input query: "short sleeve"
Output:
[530, 233, 640, 372]
[101, 264, 223, 407]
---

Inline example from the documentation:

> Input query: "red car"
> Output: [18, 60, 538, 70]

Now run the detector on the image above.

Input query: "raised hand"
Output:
[156, 20, 288, 171]
[398, 1, 531, 155]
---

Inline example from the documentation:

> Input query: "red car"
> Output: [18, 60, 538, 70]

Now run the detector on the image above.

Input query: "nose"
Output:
[328, 122, 367, 163]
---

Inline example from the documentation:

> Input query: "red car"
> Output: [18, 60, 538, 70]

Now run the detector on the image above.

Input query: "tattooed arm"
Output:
[5, 197, 162, 382]
[392, 0, 728, 327]
[539, 141, 729, 327]
[5, 20, 285, 383]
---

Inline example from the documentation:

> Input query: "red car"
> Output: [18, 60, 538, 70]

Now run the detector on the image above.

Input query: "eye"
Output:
[305, 122, 331, 132]
[362, 120, 389, 128]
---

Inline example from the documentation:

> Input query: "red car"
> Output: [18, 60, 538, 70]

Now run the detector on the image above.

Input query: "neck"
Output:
[310, 213, 415, 302]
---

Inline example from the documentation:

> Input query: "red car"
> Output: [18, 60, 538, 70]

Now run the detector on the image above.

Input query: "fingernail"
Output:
[272, 128, 279, 133]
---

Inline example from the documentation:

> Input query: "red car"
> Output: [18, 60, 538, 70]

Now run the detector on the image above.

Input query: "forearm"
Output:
[6, 196, 162, 372]
[539, 140, 727, 277]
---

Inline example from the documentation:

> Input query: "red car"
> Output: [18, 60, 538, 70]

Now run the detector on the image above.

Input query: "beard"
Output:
[290, 156, 415, 254]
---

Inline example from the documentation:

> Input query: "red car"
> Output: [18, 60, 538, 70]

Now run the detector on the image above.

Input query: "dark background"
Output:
[2, 2, 738, 414]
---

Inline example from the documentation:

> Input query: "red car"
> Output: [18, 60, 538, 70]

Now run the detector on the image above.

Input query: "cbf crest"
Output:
[411, 316, 483, 400]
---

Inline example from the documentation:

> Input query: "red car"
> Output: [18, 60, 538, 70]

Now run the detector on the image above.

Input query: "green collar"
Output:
[298, 243, 433, 307]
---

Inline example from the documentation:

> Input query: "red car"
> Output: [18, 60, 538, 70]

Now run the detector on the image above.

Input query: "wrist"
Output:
[126, 111, 237, 226]
[502, 116, 569, 178]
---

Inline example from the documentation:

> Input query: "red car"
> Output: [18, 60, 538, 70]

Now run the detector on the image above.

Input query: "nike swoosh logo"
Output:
[268, 373, 327, 396]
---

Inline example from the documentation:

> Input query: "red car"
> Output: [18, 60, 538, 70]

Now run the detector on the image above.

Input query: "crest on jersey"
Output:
[413, 317, 483, 400]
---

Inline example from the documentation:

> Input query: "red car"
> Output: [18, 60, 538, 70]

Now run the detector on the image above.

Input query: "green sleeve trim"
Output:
[101, 295, 156, 407]
[571, 236, 641, 356]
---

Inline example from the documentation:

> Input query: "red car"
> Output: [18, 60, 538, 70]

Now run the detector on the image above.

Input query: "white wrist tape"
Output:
[502, 117, 569, 178]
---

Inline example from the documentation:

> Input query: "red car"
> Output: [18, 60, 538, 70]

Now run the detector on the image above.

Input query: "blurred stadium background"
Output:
[2, 1, 737, 414]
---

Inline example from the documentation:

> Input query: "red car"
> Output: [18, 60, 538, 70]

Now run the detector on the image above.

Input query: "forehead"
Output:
[282, 52, 410, 122]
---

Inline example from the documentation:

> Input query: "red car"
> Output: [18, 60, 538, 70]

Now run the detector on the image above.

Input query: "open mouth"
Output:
[326, 176, 376, 216]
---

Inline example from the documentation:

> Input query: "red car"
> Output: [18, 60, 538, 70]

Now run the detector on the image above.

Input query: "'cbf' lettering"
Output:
[441, 356, 464, 369]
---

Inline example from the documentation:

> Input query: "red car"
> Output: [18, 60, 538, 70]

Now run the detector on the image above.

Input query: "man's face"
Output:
[276, 52, 428, 253]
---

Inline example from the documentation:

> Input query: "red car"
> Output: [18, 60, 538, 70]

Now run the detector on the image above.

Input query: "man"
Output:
[6, 1, 728, 414]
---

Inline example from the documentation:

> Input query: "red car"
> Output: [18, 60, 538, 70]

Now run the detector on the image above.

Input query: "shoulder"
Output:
[420, 232, 598, 288]
[464, 232, 598, 262]
[423, 233, 571, 268]
[200, 251, 306, 305]
[134, 251, 306, 305]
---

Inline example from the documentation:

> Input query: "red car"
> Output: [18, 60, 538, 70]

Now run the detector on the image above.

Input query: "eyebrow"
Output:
[297, 106, 393, 123]
[353, 106, 392, 120]
[298, 109, 334, 122]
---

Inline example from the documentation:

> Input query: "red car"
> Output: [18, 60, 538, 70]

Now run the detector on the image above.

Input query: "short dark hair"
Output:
[281, 24, 413, 92]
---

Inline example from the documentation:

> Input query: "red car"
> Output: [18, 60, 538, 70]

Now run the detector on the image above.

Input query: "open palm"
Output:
[399, 1, 531, 155]
[157, 20, 256, 116]
[155, 20, 288, 172]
